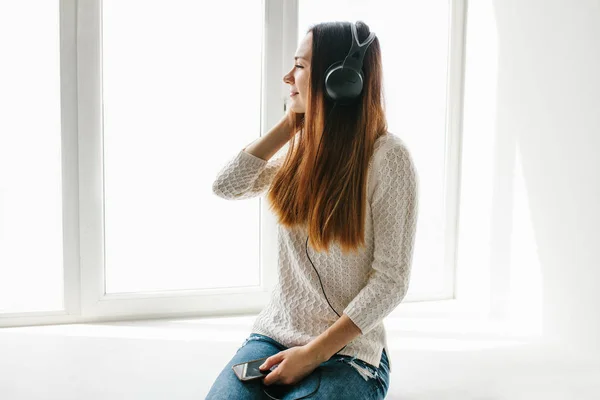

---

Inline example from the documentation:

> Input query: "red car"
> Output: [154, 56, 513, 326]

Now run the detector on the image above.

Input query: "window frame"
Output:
[0, 0, 484, 329]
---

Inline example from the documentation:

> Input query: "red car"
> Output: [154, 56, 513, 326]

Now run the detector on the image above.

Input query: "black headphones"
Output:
[324, 21, 376, 105]
[262, 21, 377, 400]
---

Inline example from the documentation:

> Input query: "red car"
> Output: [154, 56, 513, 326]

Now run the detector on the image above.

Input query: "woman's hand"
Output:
[259, 345, 322, 386]
[281, 108, 304, 139]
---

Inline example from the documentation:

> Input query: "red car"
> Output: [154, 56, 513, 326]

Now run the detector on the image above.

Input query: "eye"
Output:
[295, 65, 304, 69]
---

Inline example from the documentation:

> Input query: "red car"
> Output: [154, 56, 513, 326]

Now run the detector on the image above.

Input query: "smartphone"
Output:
[232, 356, 277, 382]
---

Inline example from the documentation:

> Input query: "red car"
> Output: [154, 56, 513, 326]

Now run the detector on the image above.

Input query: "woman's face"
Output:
[283, 32, 312, 114]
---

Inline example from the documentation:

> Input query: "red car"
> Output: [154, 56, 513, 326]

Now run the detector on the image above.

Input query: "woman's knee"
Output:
[205, 335, 284, 399]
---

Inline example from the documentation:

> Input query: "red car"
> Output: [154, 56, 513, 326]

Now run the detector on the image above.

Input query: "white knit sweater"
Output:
[212, 132, 419, 373]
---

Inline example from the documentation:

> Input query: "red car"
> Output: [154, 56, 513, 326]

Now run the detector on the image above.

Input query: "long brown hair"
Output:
[267, 21, 388, 255]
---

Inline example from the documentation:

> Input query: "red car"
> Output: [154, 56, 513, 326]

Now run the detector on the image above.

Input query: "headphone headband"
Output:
[341, 22, 376, 73]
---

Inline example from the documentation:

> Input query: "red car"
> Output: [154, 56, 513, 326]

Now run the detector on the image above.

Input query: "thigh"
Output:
[311, 352, 389, 400]
[206, 334, 390, 400]
[266, 349, 390, 400]
[205, 333, 287, 400]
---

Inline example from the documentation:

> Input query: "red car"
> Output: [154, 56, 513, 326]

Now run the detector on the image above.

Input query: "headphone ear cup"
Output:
[324, 61, 364, 103]
[324, 61, 343, 101]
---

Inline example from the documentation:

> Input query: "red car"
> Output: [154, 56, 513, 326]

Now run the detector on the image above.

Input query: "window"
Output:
[0, 0, 466, 327]
[0, 1, 64, 315]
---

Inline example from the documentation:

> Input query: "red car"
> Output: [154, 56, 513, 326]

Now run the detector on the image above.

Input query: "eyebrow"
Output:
[294, 56, 308, 61]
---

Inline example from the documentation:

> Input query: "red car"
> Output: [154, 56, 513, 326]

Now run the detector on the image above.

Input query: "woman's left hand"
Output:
[259, 345, 323, 386]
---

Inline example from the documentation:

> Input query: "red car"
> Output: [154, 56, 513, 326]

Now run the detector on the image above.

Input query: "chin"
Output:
[291, 105, 305, 114]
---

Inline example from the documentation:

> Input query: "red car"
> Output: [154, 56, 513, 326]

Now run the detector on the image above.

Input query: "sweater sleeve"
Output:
[212, 144, 287, 200]
[343, 142, 419, 335]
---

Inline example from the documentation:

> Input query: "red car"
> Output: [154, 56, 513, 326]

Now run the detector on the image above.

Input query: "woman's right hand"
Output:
[282, 107, 294, 131]
[282, 108, 303, 139]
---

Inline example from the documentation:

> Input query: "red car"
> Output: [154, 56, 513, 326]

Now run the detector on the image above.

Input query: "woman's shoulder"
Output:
[369, 132, 417, 188]
[367, 132, 413, 197]
[373, 132, 412, 162]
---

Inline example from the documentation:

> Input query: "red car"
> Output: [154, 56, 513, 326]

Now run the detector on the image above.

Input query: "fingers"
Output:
[262, 367, 280, 386]
[259, 357, 271, 371]
[260, 351, 287, 385]
[260, 352, 284, 371]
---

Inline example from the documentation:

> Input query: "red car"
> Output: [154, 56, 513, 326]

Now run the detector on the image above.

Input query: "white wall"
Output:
[457, 0, 600, 358]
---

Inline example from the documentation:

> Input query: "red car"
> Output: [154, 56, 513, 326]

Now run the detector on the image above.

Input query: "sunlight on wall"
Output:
[458, 0, 543, 340]
[506, 142, 543, 336]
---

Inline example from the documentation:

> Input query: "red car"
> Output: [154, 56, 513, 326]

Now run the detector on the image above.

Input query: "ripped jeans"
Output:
[205, 333, 390, 399]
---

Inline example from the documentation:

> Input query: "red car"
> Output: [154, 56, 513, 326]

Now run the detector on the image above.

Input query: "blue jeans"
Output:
[206, 333, 390, 399]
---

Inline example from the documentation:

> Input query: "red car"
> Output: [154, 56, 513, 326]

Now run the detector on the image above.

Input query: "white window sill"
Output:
[1, 298, 542, 349]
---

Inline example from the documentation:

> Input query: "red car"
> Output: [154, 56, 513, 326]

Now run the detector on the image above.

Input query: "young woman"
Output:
[207, 20, 419, 400]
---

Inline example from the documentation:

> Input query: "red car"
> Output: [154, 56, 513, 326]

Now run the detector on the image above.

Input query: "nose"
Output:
[283, 70, 294, 85]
